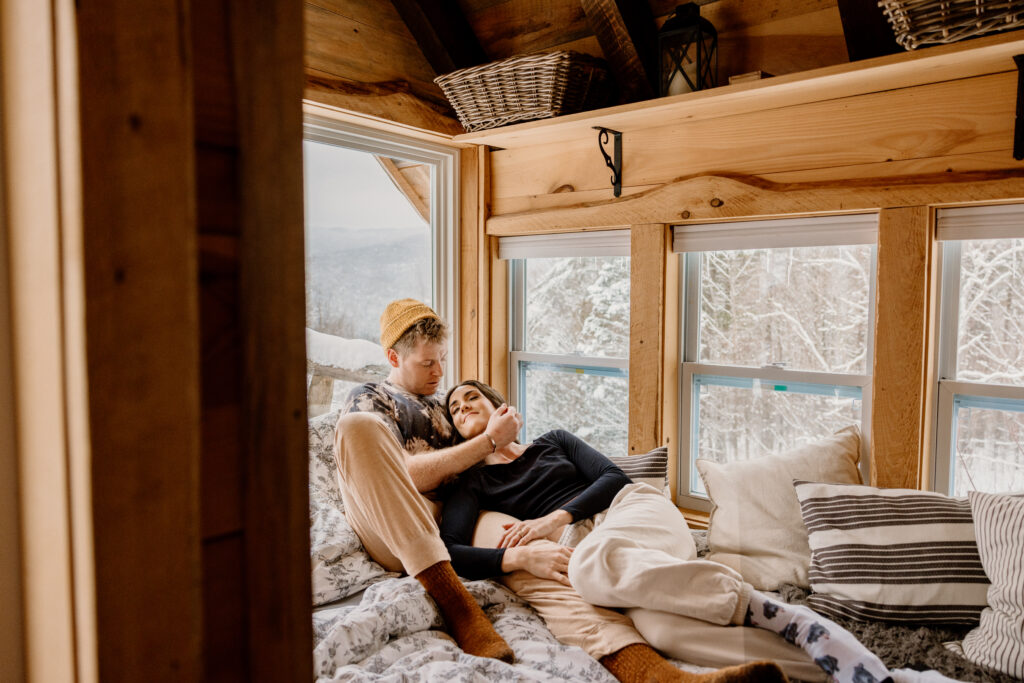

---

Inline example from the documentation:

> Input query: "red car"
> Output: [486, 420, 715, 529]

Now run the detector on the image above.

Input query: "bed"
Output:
[309, 411, 1023, 683]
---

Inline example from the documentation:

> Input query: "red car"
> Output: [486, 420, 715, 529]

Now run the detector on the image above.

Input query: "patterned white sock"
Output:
[745, 591, 892, 683]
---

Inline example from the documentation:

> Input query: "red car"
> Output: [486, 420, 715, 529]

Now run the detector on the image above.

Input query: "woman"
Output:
[442, 380, 894, 683]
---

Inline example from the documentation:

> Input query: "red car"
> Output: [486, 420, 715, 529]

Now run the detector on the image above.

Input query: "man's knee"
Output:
[334, 411, 397, 474]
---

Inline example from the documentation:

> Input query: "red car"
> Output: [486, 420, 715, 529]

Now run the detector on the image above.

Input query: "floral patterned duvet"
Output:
[312, 575, 623, 682]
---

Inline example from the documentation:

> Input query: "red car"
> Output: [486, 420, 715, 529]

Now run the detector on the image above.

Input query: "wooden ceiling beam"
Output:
[388, 0, 487, 75]
[376, 155, 431, 224]
[581, 0, 659, 103]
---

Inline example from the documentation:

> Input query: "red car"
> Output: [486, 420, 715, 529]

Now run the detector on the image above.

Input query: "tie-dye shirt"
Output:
[342, 379, 455, 456]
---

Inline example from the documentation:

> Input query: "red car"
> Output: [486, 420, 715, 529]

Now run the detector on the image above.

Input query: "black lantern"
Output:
[658, 3, 718, 96]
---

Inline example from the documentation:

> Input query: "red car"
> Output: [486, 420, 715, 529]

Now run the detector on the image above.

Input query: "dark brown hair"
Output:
[444, 379, 507, 442]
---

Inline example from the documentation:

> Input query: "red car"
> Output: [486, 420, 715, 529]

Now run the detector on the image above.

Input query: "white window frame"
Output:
[674, 215, 878, 511]
[302, 114, 460, 383]
[503, 230, 630, 442]
[932, 204, 1024, 495]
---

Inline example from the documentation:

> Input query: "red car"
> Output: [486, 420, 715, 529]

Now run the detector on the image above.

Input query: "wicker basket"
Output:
[434, 51, 609, 133]
[878, 0, 1024, 50]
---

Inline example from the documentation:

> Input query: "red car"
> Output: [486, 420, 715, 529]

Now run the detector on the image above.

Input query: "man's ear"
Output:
[386, 347, 400, 368]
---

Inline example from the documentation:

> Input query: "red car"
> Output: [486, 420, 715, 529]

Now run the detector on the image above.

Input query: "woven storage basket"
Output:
[879, 0, 1024, 50]
[434, 51, 609, 132]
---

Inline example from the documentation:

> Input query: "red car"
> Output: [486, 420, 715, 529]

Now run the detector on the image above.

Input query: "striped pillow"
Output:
[794, 481, 989, 625]
[961, 491, 1024, 678]
[608, 447, 668, 491]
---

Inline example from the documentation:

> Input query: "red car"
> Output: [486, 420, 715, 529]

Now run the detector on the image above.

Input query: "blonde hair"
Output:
[392, 316, 448, 356]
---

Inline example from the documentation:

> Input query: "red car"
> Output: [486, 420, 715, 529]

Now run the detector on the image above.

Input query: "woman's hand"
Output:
[502, 540, 573, 586]
[498, 509, 572, 548]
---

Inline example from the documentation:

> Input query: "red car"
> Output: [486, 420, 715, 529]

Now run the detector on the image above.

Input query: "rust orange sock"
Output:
[600, 643, 789, 683]
[415, 560, 515, 664]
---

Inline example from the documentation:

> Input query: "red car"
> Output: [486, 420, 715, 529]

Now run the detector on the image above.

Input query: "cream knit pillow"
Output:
[696, 426, 862, 590]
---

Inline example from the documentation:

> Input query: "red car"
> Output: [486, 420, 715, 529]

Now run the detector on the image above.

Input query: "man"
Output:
[333, 298, 519, 662]
[333, 299, 788, 682]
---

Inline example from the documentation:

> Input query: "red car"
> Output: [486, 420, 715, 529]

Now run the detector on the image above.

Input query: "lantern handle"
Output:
[593, 126, 622, 197]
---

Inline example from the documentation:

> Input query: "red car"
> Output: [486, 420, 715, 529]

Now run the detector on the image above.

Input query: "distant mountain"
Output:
[305, 226, 431, 340]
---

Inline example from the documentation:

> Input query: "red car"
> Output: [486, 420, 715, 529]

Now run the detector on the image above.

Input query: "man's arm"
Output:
[406, 404, 522, 492]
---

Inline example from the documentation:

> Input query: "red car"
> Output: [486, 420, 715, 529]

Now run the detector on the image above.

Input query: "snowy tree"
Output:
[695, 246, 871, 465]
[520, 256, 631, 456]
[950, 238, 1024, 494]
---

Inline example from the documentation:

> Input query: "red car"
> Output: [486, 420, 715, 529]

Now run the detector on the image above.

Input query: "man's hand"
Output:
[498, 509, 572, 548]
[484, 403, 523, 449]
[502, 540, 573, 586]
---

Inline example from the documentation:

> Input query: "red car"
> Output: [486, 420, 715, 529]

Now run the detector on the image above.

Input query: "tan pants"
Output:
[473, 510, 646, 660]
[333, 411, 644, 659]
[570, 483, 824, 681]
[333, 412, 449, 577]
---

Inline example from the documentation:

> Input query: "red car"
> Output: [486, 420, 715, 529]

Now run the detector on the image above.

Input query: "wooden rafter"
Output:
[376, 156, 431, 224]
[581, 0, 658, 102]
[388, 0, 487, 75]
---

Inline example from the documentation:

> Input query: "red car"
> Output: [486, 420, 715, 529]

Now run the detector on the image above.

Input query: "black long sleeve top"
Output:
[439, 429, 631, 579]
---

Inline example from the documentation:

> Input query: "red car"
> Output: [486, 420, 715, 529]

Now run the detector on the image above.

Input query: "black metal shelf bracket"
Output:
[593, 126, 622, 197]
[1015, 54, 1024, 161]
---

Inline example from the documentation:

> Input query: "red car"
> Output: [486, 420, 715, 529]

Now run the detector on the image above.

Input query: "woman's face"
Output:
[447, 384, 497, 439]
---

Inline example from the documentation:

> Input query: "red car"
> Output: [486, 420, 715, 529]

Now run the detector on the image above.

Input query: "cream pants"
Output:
[570, 482, 825, 681]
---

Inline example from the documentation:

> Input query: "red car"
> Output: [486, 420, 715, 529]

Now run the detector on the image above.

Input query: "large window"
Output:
[303, 117, 457, 415]
[934, 204, 1024, 495]
[675, 215, 877, 509]
[504, 231, 630, 457]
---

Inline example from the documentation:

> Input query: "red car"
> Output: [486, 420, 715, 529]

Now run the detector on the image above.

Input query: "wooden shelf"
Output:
[454, 29, 1024, 150]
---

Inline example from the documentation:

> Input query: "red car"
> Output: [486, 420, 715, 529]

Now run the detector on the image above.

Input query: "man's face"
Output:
[389, 339, 446, 396]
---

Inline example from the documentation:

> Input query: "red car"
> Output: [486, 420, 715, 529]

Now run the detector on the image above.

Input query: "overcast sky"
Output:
[303, 140, 426, 232]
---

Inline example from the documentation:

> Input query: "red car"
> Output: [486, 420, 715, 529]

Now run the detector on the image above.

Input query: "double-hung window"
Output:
[933, 204, 1024, 495]
[504, 230, 630, 457]
[302, 116, 458, 413]
[675, 215, 877, 510]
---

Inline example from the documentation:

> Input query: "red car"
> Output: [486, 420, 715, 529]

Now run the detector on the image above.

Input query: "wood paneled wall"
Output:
[303, 0, 849, 135]
[304, 0, 463, 134]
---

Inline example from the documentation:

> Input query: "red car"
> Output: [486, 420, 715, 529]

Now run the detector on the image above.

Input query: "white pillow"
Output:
[696, 426, 862, 590]
[961, 491, 1024, 678]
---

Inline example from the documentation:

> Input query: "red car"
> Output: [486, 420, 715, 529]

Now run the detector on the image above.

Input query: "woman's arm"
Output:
[499, 430, 630, 548]
[439, 486, 507, 580]
[441, 488, 575, 584]
[552, 430, 630, 521]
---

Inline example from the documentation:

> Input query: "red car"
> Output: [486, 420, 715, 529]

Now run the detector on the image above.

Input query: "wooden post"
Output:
[871, 206, 937, 488]
[232, 0, 313, 680]
[628, 224, 667, 453]
[77, 2, 203, 680]
[459, 147, 481, 382]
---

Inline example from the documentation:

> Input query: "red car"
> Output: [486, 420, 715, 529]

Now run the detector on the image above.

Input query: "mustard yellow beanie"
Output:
[379, 298, 440, 350]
